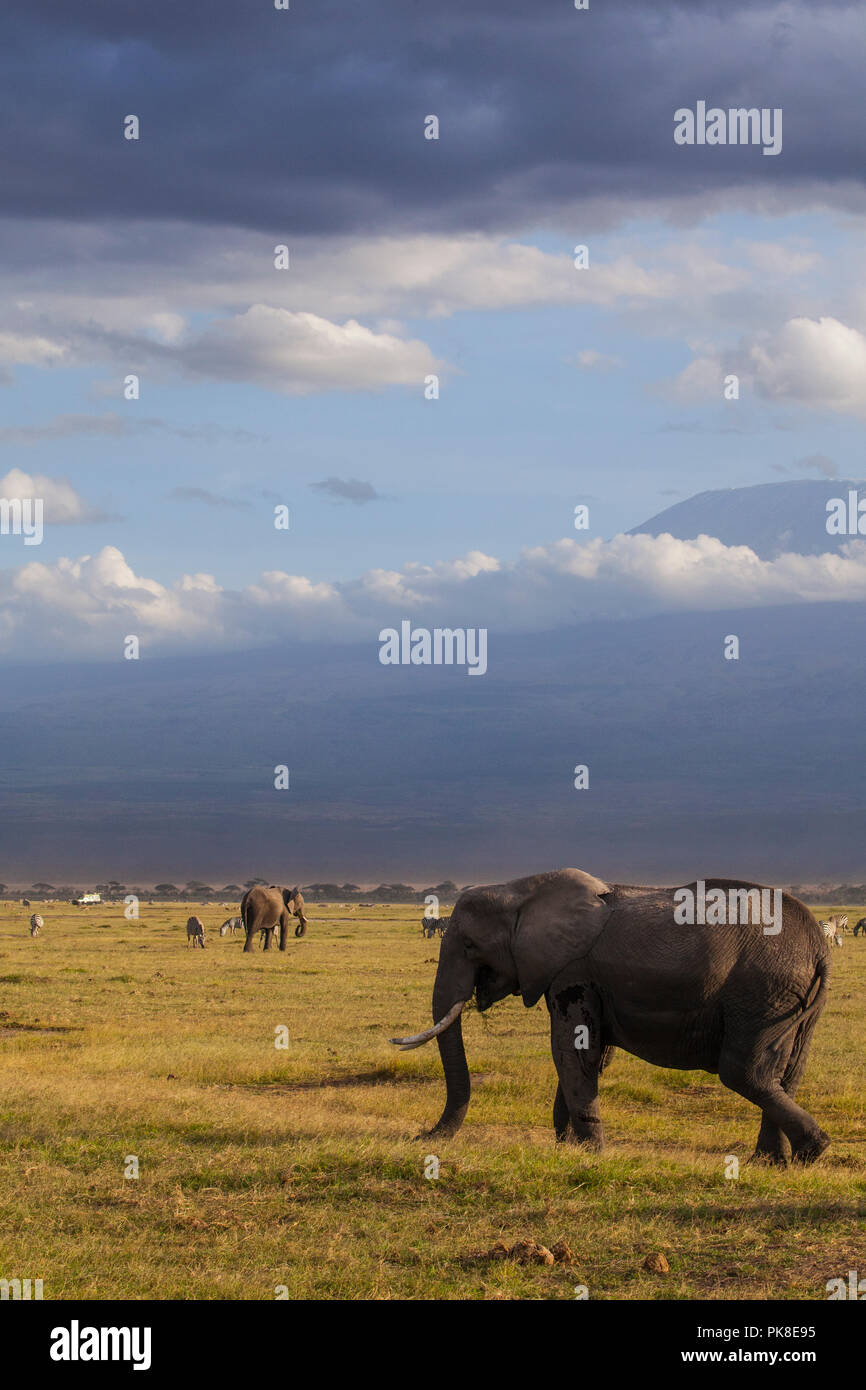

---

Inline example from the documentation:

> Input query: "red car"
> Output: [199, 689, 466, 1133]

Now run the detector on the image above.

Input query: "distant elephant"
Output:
[240, 885, 307, 952]
[186, 916, 206, 948]
[391, 869, 831, 1164]
[219, 916, 243, 937]
[29, 914, 43, 937]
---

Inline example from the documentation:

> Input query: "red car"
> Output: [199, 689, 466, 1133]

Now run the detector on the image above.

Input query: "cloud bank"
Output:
[6, 532, 866, 660]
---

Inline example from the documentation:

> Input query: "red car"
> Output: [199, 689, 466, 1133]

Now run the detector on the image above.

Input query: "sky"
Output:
[1, 1, 866, 658]
[3, 1, 866, 881]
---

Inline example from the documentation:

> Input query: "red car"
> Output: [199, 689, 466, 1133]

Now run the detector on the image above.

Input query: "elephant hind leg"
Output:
[720, 1028, 829, 1164]
[751, 1009, 823, 1164]
[752, 1113, 791, 1165]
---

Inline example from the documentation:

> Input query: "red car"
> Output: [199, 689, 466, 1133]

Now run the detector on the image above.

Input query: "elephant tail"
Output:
[783, 955, 830, 1089]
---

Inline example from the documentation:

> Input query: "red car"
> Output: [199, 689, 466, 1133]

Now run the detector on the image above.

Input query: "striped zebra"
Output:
[828, 913, 848, 935]
[853, 917, 866, 938]
[219, 917, 242, 937]
[819, 920, 843, 948]
[421, 915, 450, 938]
[29, 914, 43, 937]
[186, 916, 206, 948]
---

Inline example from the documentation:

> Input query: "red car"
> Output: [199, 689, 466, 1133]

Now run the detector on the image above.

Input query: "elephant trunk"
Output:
[388, 929, 476, 1136]
[426, 935, 476, 1137]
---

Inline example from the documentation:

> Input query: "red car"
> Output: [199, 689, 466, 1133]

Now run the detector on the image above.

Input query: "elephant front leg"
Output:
[546, 972, 606, 1151]
[552, 1081, 571, 1141]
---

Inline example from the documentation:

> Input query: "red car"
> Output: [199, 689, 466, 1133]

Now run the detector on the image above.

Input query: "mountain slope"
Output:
[630, 479, 866, 558]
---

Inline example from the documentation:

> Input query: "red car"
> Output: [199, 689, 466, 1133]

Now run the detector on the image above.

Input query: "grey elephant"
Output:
[240, 885, 307, 953]
[391, 869, 831, 1165]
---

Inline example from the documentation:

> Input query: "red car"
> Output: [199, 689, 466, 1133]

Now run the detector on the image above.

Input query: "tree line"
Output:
[0, 878, 463, 904]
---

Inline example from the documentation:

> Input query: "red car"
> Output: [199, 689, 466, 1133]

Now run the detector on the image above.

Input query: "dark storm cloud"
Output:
[2, 1, 863, 238]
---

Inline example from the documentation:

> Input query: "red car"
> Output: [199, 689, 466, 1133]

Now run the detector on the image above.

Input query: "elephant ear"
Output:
[512, 868, 613, 1007]
[282, 887, 299, 908]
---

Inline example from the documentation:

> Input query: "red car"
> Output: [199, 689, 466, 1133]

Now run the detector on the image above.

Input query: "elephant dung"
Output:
[509, 1239, 555, 1266]
[643, 1252, 670, 1274]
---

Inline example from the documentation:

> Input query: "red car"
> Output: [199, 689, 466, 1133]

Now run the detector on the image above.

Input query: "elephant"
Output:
[390, 868, 831, 1165]
[240, 885, 307, 952]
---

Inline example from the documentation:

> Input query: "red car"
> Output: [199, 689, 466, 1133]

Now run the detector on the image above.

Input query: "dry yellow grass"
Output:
[0, 899, 863, 1300]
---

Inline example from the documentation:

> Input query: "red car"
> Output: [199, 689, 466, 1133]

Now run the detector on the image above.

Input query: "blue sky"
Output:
[3, 2, 866, 656]
[5, 1, 866, 881]
[4, 206, 866, 601]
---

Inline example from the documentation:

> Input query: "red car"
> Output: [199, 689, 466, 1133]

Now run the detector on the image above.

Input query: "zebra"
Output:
[219, 916, 243, 937]
[186, 915, 206, 948]
[819, 920, 843, 948]
[853, 917, 866, 938]
[421, 915, 450, 939]
[29, 914, 43, 937]
[828, 913, 848, 935]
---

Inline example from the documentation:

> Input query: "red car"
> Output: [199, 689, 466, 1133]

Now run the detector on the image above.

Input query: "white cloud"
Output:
[176, 305, 443, 394]
[673, 315, 866, 417]
[748, 316, 866, 413]
[574, 349, 624, 371]
[0, 469, 110, 523]
[0, 223, 768, 397]
[5, 533, 866, 660]
[0, 331, 66, 368]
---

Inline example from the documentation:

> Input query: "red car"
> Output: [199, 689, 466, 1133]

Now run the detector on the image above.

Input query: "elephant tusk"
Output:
[389, 1000, 470, 1050]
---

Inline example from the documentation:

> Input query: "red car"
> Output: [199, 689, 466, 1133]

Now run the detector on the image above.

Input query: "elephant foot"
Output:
[791, 1130, 830, 1164]
[749, 1149, 789, 1168]
[557, 1127, 605, 1152]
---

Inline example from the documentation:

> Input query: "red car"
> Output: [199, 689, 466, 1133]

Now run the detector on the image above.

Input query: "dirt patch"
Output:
[0, 1021, 79, 1037]
[222, 1069, 443, 1092]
